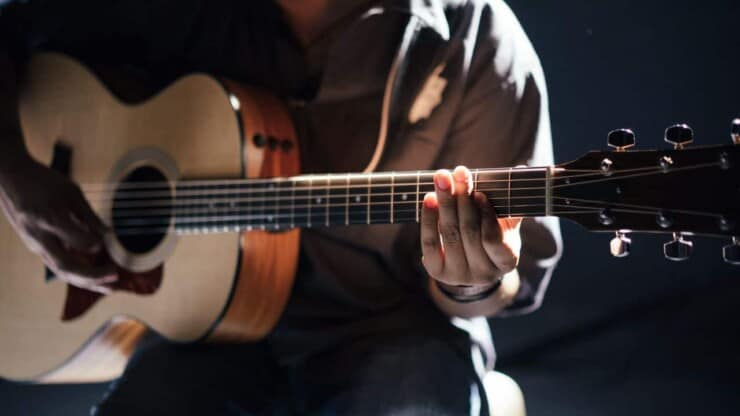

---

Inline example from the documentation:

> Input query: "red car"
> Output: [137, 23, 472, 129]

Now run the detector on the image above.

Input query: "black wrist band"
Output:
[435, 278, 502, 303]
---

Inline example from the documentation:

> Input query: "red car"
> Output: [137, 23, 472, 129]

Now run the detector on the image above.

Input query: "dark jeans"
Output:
[92, 330, 488, 416]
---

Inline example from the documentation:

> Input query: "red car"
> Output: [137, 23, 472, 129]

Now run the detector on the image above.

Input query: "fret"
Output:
[198, 183, 212, 233]
[290, 177, 296, 228]
[325, 176, 330, 227]
[308, 176, 329, 227]
[327, 175, 347, 226]
[275, 179, 293, 230]
[266, 181, 277, 229]
[308, 177, 313, 227]
[418, 173, 435, 204]
[226, 182, 241, 232]
[293, 177, 311, 228]
[476, 168, 548, 217]
[415, 171, 421, 223]
[345, 174, 350, 226]
[507, 167, 512, 218]
[369, 174, 393, 224]
[390, 172, 395, 224]
[473, 169, 479, 193]
[366, 175, 371, 225]
[393, 173, 421, 224]
[242, 181, 252, 231]
[545, 166, 553, 217]
[259, 181, 269, 229]
[347, 174, 368, 225]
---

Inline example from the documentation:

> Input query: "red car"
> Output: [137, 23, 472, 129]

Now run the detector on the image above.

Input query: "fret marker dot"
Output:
[355, 196, 361, 203]
[402, 194, 408, 201]
[316, 197, 322, 204]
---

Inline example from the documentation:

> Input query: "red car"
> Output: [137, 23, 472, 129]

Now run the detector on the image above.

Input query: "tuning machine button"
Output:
[610, 231, 631, 258]
[731, 119, 740, 145]
[665, 124, 693, 149]
[723, 237, 740, 265]
[664, 232, 693, 261]
[607, 129, 636, 151]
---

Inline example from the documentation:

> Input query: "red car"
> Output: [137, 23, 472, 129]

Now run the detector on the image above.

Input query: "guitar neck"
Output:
[166, 167, 553, 234]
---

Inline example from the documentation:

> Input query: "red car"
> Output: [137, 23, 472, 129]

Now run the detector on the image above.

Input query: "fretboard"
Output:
[163, 167, 551, 234]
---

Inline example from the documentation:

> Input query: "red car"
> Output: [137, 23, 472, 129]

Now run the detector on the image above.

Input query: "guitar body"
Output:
[0, 54, 300, 382]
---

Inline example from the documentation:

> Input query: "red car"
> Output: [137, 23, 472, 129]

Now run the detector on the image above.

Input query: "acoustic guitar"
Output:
[1, 53, 738, 386]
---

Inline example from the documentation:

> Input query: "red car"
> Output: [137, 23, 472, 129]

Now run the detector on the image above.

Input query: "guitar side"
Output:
[0, 53, 299, 382]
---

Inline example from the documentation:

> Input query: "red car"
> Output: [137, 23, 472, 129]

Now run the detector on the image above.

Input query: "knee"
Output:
[483, 371, 527, 416]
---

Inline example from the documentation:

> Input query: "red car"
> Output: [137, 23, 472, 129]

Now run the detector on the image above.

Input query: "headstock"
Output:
[553, 120, 740, 264]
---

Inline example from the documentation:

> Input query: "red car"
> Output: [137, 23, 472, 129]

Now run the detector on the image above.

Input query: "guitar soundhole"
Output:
[111, 166, 171, 254]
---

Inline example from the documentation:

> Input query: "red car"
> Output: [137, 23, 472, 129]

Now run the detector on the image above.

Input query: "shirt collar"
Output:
[366, 0, 450, 40]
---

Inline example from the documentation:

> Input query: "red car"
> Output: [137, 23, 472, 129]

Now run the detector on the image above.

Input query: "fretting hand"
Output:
[0, 152, 117, 293]
[420, 166, 522, 301]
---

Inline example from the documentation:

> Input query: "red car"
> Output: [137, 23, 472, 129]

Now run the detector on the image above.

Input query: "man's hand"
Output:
[0, 152, 117, 293]
[420, 166, 521, 309]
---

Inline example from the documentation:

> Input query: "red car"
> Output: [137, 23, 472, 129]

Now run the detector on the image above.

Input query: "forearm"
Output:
[428, 269, 520, 319]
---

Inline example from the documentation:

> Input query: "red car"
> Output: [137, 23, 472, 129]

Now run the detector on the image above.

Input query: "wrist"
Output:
[434, 278, 502, 303]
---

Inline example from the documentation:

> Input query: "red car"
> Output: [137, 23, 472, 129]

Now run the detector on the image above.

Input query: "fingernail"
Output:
[453, 166, 467, 183]
[423, 193, 438, 209]
[434, 172, 450, 191]
[100, 274, 118, 284]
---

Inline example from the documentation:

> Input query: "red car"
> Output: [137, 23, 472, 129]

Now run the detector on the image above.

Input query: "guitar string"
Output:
[80, 161, 718, 203]
[78, 164, 670, 197]
[113, 209, 605, 236]
[550, 196, 725, 219]
[110, 203, 656, 229]
[84, 183, 549, 202]
[78, 167, 606, 192]
[551, 162, 721, 189]
[102, 188, 547, 210]
[104, 193, 721, 225]
[81, 164, 714, 219]
[108, 195, 550, 219]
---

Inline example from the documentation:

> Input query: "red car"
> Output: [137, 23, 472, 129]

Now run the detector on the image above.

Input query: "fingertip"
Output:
[423, 192, 439, 209]
[451, 166, 470, 195]
[452, 165, 466, 180]
[99, 274, 118, 285]
[433, 169, 452, 191]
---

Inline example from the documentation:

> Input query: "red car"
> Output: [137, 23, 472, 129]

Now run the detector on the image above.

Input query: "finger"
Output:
[32, 228, 117, 282]
[475, 192, 519, 274]
[433, 169, 468, 278]
[420, 192, 443, 278]
[454, 168, 499, 285]
[42, 209, 103, 253]
[70, 186, 108, 236]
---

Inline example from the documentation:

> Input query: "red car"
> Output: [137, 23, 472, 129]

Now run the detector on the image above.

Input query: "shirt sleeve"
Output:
[437, 0, 562, 315]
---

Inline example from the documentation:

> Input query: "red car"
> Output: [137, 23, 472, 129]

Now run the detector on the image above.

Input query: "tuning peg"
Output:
[610, 231, 631, 257]
[664, 232, 693, 261]
[723, 237, 740, 265]
[665, 124, 693, 149]
[731, 119, 740, 145]
[607, 129, 636, 151]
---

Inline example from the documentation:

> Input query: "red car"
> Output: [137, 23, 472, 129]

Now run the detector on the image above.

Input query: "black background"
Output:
[1, 0, 739, 414]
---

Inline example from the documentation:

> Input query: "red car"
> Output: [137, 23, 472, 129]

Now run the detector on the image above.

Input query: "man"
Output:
[0, 0, 561, 414]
